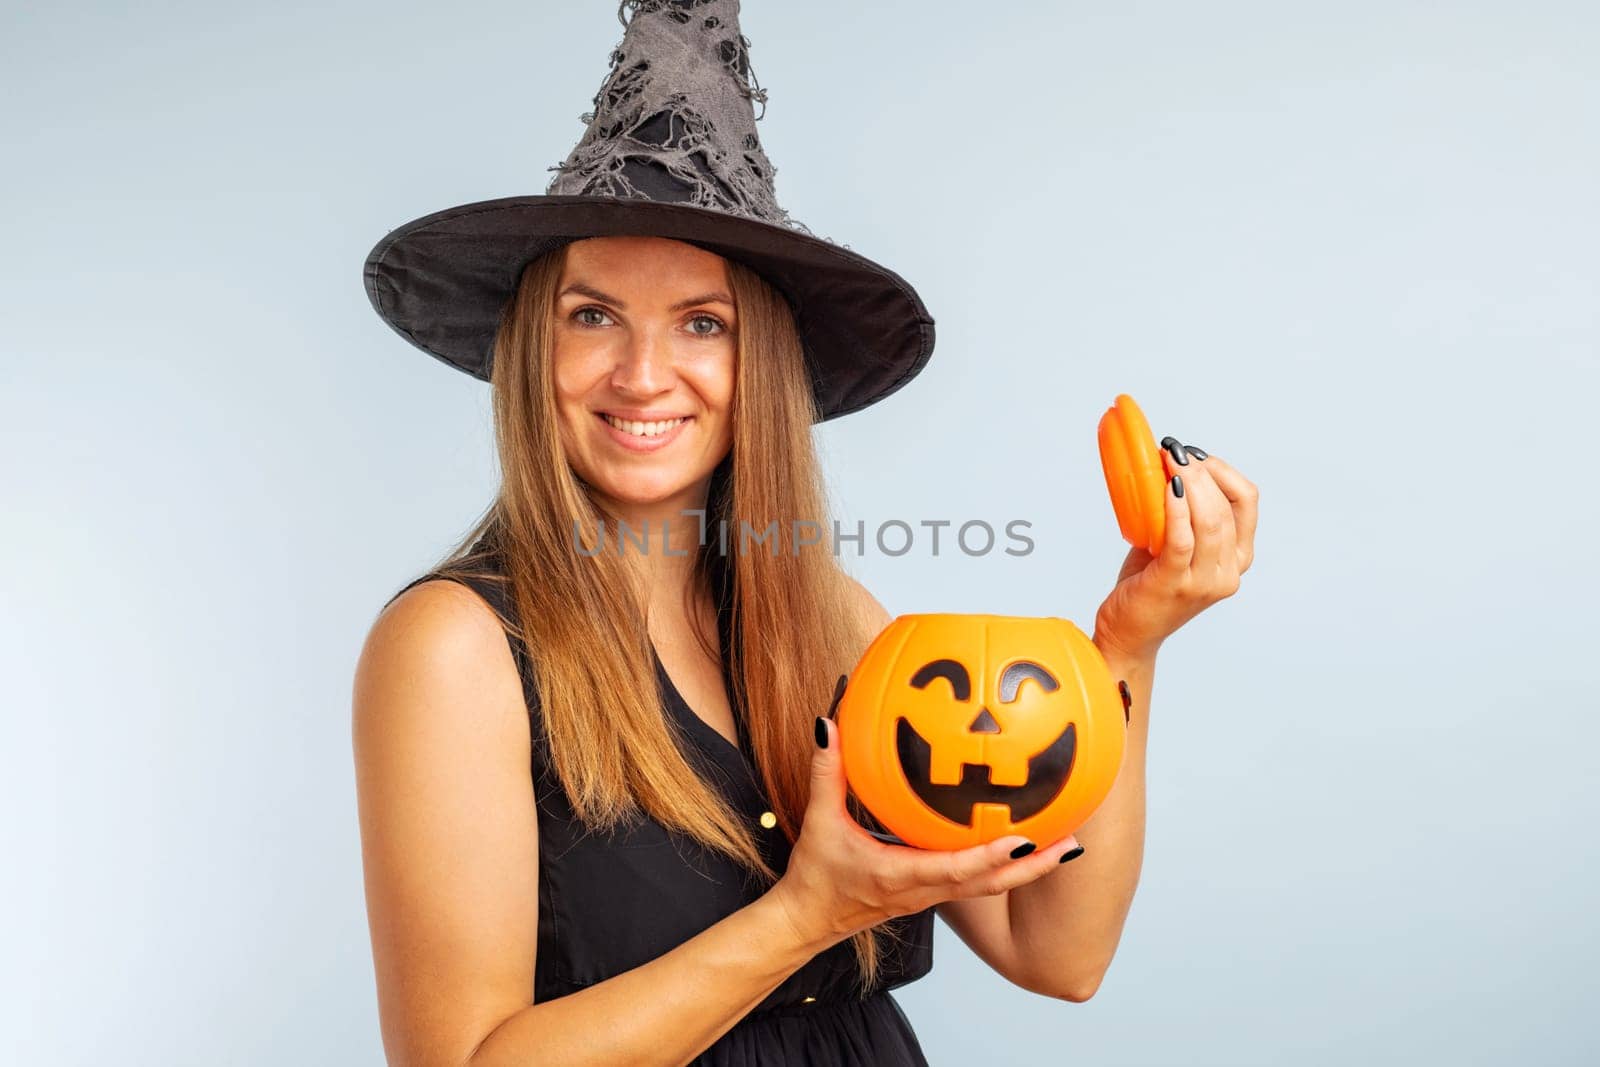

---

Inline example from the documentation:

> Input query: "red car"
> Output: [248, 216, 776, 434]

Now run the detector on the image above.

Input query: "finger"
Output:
[1161, 440, 1234, 582]
[982, 834, 1089, 894]
[807, 717, 848, 820]
[1045, 833, 1082, 862]
[826, 673, 848, 720]
[1192, 453, 1259, 572]
[994, 832, 1080, 870]
[1153, 447, 1194, 577]
[930, 833, 1039, 889]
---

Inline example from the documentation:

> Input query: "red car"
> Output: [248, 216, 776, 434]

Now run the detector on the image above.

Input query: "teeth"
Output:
[603, 414, 686, 438]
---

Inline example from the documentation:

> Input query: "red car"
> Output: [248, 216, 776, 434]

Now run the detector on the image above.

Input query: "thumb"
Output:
[807, 712, 847, 819]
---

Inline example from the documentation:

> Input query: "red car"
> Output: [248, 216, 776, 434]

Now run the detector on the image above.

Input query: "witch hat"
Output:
[362, 0, 935, 422]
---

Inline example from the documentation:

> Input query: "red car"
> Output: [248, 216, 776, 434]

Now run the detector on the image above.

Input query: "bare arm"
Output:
[840, 573, 1139, 1002]
[960, 446, 1255, 999]
[469, 893, 824, 1066]
[935, 640, 1154, 1002]
[352, 581, 838, 1067]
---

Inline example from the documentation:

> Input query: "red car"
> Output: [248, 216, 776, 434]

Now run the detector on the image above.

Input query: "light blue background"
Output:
[5, 2, 1597, 1063]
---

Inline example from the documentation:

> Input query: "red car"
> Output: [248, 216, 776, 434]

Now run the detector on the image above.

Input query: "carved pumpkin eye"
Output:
[999, 660, 1058, 703]
[909, 658, 971, 701]
[836, 614, 1127, 851]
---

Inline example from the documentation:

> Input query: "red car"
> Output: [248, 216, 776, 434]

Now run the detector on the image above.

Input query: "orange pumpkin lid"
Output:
[1097, 393, 1167, 556]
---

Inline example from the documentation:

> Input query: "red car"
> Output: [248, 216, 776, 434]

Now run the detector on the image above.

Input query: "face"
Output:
[550, 235, 737, 519]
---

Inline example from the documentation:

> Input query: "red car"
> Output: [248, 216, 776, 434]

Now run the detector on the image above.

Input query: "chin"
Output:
[591, 470, 701, 509]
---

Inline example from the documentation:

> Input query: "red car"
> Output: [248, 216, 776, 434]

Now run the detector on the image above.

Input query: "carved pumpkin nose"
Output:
[967, 708, 1000, 734]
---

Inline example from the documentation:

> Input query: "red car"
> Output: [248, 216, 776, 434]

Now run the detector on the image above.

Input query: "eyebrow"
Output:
[557, 282, 734, 313]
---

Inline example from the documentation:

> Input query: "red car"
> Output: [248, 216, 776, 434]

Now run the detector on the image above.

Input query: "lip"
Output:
[598, 408, 692, 421]
[595, 411, 691, 453]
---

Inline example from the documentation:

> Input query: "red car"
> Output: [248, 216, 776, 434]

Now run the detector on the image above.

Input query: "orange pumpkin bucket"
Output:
[1097, 392, 1168, 557]
[836, 614, 1127, 851]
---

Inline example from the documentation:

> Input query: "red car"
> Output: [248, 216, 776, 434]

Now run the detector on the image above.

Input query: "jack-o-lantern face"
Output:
[837, 614, 1127, 851]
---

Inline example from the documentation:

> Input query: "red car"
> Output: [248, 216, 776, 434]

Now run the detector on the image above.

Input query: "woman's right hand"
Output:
[768, 701, 1083, 949]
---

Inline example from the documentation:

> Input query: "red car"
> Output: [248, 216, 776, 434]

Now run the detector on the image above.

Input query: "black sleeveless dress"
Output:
[389, 547, 935, 1065]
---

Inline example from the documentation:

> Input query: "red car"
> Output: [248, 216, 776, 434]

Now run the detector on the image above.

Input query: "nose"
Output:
[609, 325, 677, 397]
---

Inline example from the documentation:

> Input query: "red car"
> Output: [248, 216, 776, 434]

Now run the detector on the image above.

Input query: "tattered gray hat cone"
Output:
[363, 0, 935, 422]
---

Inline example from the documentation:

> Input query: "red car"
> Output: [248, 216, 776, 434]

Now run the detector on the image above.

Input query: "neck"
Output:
[599, 482, 714, 623]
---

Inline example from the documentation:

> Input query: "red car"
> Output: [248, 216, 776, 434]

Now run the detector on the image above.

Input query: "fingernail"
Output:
[1171, 474, 1184, 498]
[1059, 845, 1086, 864]
[1118, 680, 1132, 724]
[1184, 444, 1208, 461]
[814, 716, 829, 749]
[827, 674, 848, 720]
[1160, 436, 1190, 466]
[1009, 840, 1037, 859]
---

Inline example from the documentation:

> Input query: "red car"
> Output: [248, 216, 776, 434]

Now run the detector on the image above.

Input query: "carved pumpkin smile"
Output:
[894, 715, 1076, 826]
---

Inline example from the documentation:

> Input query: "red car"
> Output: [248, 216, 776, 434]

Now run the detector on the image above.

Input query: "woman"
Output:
[353, 4, 1258, 1064]
[354, 230, 1258, 1064]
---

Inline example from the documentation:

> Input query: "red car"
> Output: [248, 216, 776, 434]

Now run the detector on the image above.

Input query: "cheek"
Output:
[550, 340, 611, 406]
[553, 347, 620, 447]
[548, 345, 610, 459]
[689, 347, 737, 410]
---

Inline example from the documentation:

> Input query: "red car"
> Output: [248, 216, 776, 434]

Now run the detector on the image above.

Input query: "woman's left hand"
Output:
[1093, 440, 1259, 660]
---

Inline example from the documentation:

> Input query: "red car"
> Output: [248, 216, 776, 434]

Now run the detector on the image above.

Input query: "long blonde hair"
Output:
[414, 241, 910, 990]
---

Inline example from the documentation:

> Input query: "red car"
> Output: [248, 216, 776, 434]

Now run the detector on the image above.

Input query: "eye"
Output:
[573, 305, 614, 328]
[687, 313, 727, 337]
[999, 661, 1060, 703]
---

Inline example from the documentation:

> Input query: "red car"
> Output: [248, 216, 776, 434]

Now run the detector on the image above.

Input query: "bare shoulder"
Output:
[355, 578, 529, 745]
[839, 571, 893, 633]
[366, 576, 511, 665]
[352, 578, 540, 1064]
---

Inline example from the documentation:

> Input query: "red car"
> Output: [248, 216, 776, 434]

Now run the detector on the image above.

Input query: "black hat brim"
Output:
[363, 195, 935, 422]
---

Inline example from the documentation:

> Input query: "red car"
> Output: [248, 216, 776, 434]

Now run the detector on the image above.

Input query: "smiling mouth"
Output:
[599, 413, 691, 438]
[894, 716, 1076, 826]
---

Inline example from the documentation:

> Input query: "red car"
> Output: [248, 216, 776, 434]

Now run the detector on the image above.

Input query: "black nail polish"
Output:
[1184, 444, 1208, 461]
[827, 674, 848, 720]
[1160, 436, 1189, 466]
[814, 716, 829, 749]
[1171, 475, 1184, 498]
[1118, 680, 1132, 724]
[1059, 845, 1086, 864]
[1010, 841, 1037, 859]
